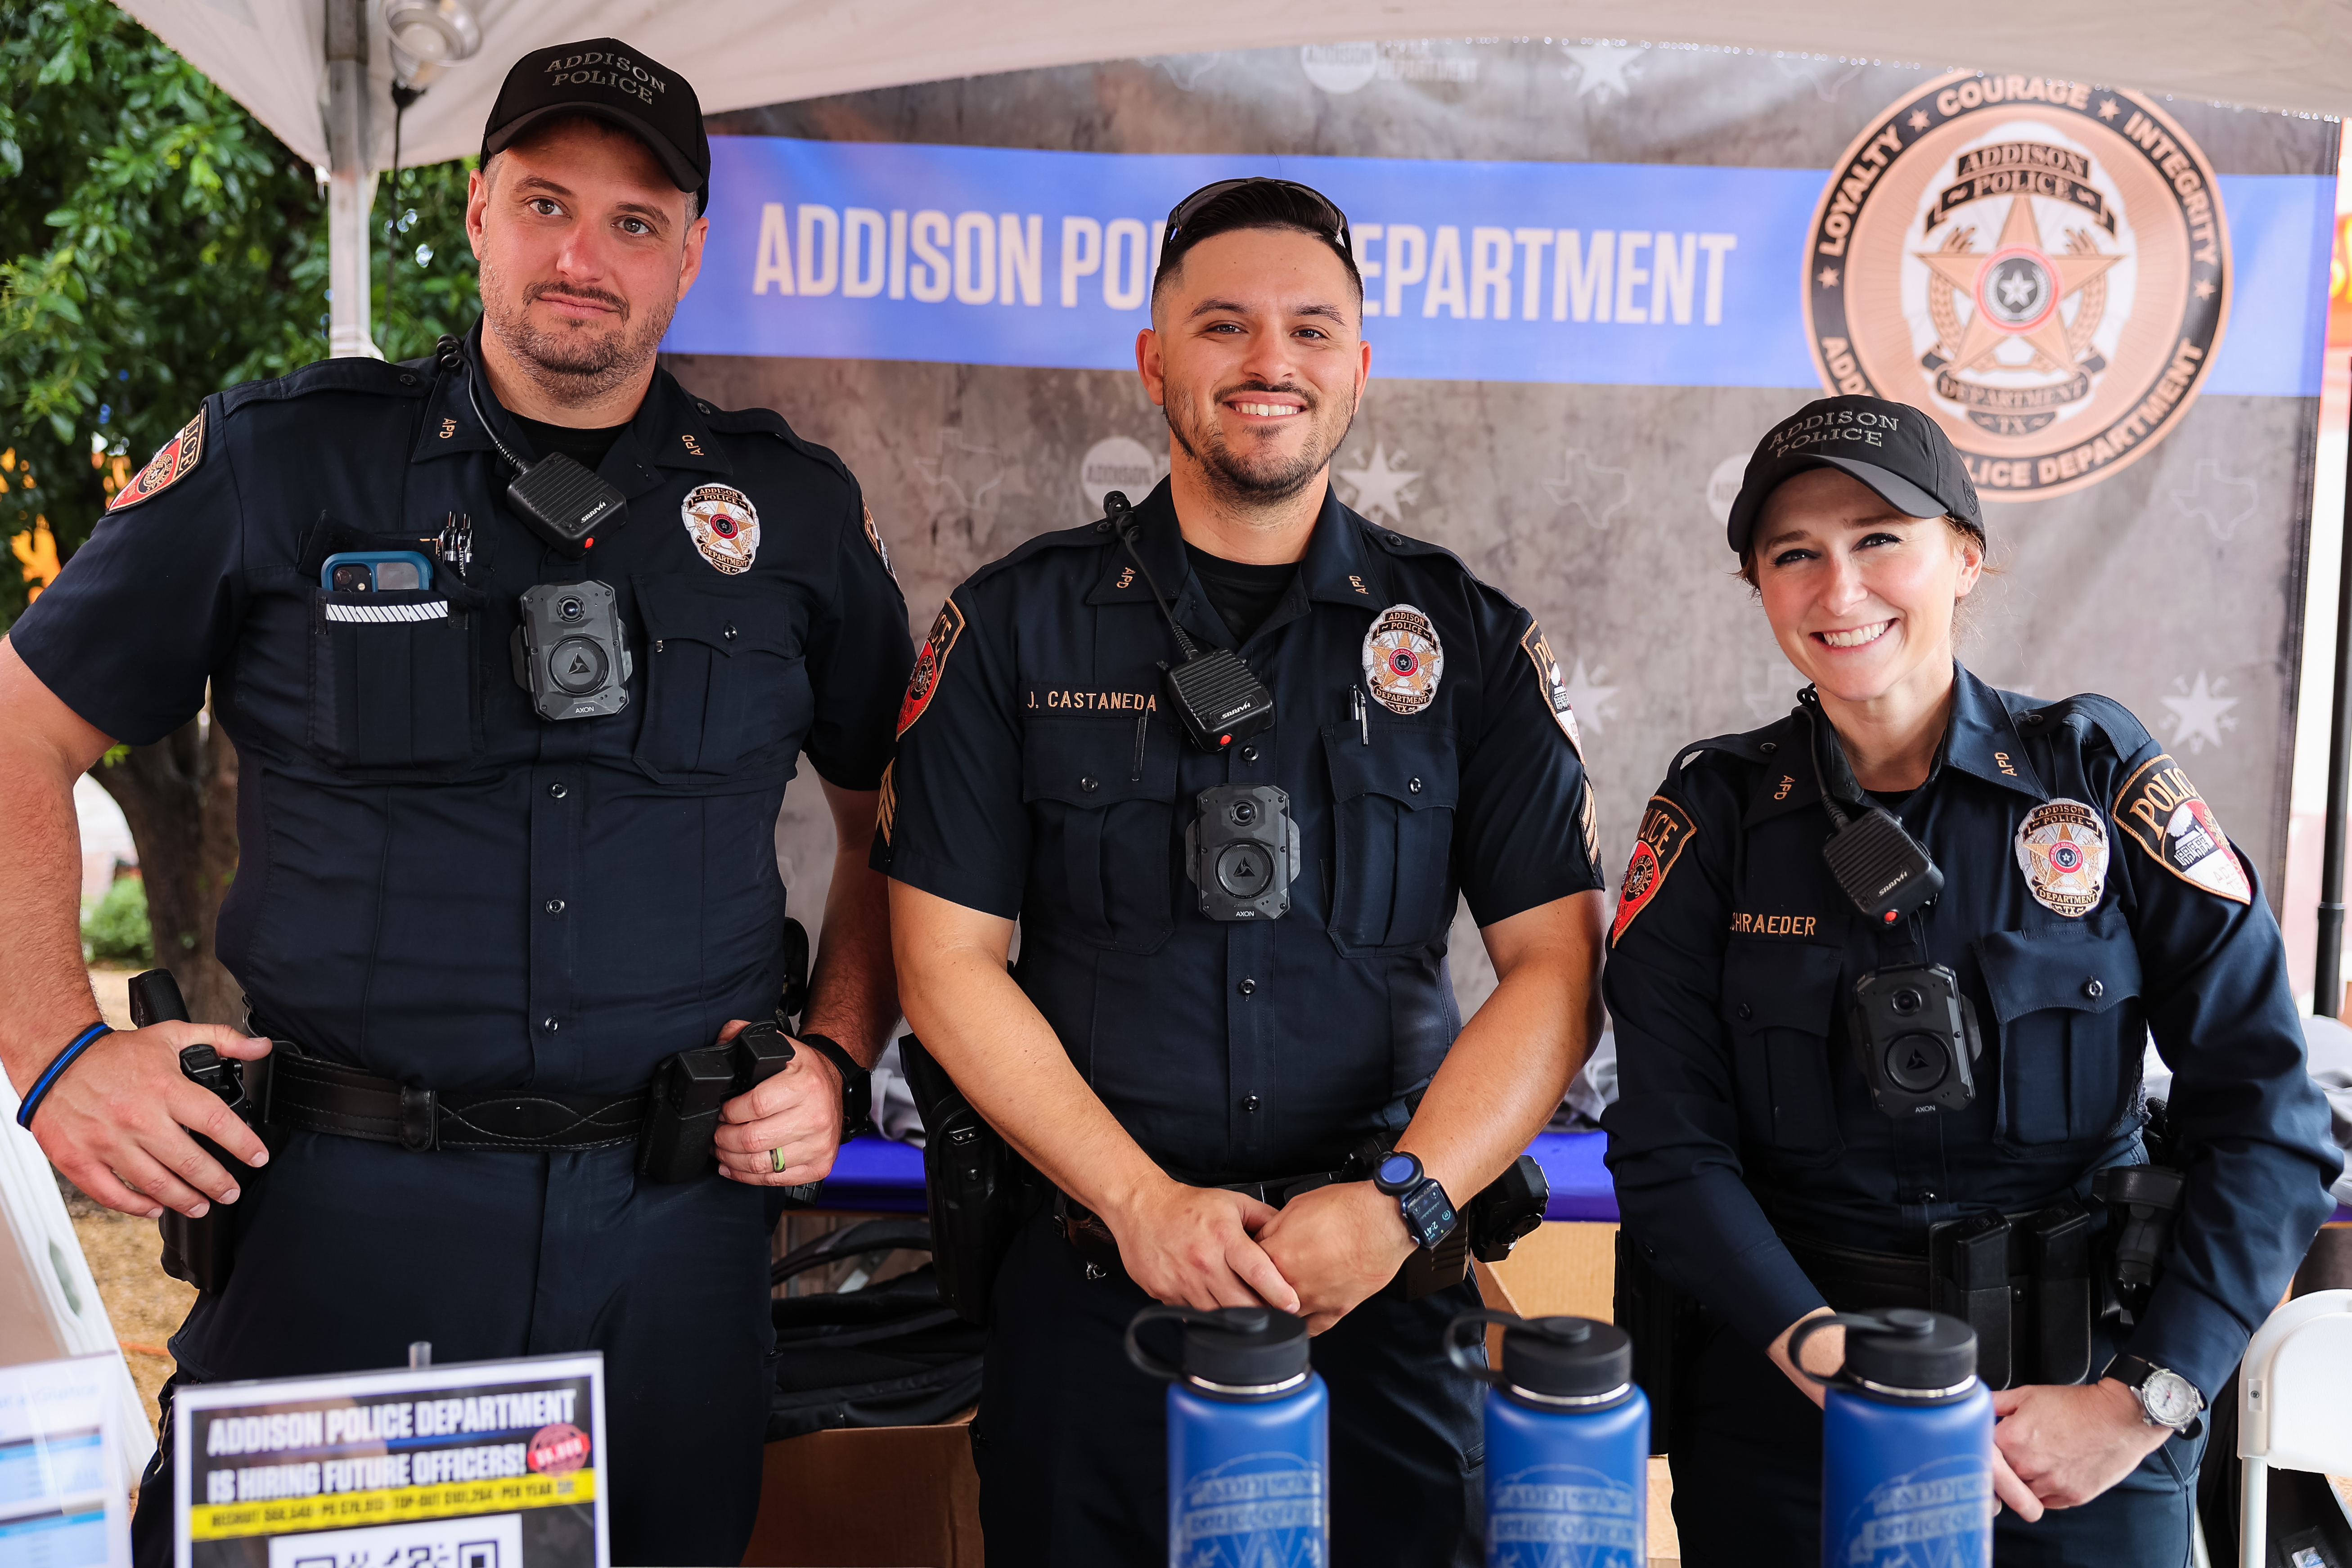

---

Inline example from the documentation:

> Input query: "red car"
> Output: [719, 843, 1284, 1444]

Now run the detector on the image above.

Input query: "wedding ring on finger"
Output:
[769, 1146, 787, 1175]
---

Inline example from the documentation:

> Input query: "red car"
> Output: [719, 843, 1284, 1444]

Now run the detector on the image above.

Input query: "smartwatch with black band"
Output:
[792, 1031, 873, 1136]
[1372, 1150, 1457, 1250]
[2106, 1353, 2205, 1436]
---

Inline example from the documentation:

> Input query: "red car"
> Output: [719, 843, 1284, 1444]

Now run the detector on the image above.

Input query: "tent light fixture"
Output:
[382, 0, 481, 67]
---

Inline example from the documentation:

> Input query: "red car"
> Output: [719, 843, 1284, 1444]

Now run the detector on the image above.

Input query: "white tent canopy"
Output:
[114, 0, 2352, 180]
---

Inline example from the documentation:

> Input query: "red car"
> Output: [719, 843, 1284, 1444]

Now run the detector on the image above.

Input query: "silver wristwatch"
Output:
[2108, 1354, 2204, 1434]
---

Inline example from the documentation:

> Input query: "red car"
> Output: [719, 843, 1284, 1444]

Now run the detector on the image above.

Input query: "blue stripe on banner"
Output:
[665, 136, 2330, 399]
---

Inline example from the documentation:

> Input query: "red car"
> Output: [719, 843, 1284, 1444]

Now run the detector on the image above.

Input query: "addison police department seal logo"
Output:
[681, 484, 761, 574]
[1804, 72, 2227, 501]
[2014, 797, 2111, 917]
[1363, 603, 1444, 715]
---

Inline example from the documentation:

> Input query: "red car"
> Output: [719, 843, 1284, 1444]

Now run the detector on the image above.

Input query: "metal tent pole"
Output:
[325, 0, 378, 359]
[2314, 362, 2352, 1017]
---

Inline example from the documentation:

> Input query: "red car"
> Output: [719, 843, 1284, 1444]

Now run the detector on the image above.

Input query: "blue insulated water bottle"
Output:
[1126, 1303, 1328, 1568]
[1789, 1308, 1994, 1568]
[1444, 1309, 1649, 1568]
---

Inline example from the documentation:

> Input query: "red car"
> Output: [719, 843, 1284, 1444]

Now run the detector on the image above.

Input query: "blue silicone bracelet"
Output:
[15, 1022, 112, 1129]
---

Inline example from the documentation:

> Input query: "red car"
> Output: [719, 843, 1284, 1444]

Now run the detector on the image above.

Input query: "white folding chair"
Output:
[2237, 1288, 2352, 1567]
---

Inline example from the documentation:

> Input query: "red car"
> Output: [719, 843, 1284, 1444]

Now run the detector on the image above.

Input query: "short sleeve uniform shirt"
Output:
[10, 324, 913, 1093]
[876, 479, 1604, 1179]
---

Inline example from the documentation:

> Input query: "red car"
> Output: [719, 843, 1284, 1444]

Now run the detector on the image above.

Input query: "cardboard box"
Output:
[741, 1411, 983, 1568]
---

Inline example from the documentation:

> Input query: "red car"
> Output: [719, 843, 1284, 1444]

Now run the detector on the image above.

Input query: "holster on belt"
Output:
[899, 1033, 1039, 1327]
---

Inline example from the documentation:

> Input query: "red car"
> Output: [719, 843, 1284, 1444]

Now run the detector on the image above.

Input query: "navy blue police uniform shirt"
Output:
[10, 323, 913, 1092]
[1600, 665, 2342, 1398]
[873, 478, 1605, 1180]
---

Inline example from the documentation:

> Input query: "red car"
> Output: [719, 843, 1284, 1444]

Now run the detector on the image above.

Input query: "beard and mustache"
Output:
[477, 253, 680, 405]
[1164, 374, 1358, 508]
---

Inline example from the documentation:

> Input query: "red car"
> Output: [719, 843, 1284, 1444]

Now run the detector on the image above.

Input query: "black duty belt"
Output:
[259, 1050, 644, 1153]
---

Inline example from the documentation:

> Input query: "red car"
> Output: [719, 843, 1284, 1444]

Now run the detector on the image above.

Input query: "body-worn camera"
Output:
[1850, 962, 1982, 1117]
[1184, 784, 1301, 920]
[512, 580, 633, 721]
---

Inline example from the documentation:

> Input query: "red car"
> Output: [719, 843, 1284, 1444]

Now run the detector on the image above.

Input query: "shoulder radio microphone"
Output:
[1104, 490, 1274, 753]
[1801, 694, 1981, 1118]
[442, 334, 628, 559]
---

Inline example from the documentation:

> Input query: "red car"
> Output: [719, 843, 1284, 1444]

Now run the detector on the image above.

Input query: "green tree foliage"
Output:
[81, 874, 154, 966]
[0, 0, 479, 632]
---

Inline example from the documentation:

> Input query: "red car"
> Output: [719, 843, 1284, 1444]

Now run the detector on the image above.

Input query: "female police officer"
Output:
[1601, 395, 2341, 1564]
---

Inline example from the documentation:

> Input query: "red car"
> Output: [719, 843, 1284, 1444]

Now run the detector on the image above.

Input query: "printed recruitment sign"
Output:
[172, 1353, 604, 1568]
[0, 1355, 131, 1568]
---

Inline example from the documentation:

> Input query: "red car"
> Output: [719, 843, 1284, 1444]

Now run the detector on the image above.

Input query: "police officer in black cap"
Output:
[876, 178, 1610, 1564]
[0, 38, 911, 1563]
[1602, 395, 2342, 1564]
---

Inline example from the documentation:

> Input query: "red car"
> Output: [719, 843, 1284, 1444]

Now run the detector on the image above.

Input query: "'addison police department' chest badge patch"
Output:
[681, 484, 760, 575]
[1363, 604, 1444, 715]
[2014, 798, 2110, 917]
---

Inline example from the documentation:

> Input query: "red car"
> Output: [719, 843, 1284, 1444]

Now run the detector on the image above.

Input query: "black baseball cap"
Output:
[481, 39, 710, 215]
[1725, 395, 1983, 556]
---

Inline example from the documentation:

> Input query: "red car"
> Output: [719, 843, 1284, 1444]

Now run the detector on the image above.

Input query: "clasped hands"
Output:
[1101, 1177, 1418, 1334]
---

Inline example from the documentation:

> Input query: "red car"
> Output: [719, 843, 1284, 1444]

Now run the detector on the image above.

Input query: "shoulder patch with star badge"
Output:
[108, 410, 206, 512]
[1611, 796, 1697, 946]
[2113, 754, 2251, 904]
[2014, 798, 2110, 917]
[1519, 619, 1584, 757]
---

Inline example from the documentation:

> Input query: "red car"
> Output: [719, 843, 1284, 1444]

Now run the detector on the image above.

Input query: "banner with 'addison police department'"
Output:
[661, 44, 2335, 983]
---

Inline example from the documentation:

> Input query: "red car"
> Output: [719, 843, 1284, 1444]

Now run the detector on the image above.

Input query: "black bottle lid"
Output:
[1844, 1308, 1978, 1394]
[1182, 1306, 1310, 1388]
[1128, 1303, 1311, 1393]
[1501, 1316, 1633, 1399]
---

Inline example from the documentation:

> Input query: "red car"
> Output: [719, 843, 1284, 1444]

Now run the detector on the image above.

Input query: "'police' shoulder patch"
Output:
[682, 484, 760, 574]
[2114, 754, 2251, 904]
[1363, 603, 1444, 714]
[898, 599, 967, 737]
[108, 410, 205, 512]
[1611, 796, 1697, 946]
[2014, 799, 2110, 917]
[863, 504, 898, 582]
[1518, 619, 1583, 757]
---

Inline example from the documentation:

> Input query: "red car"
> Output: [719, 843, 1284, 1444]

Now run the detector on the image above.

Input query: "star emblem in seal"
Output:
[1362, 603, 1444, 715]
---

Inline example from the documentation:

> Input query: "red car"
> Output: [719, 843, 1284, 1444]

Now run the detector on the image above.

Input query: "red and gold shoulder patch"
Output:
[897, 599, 967, 737]
[2113, 754, 2251, 904]
[1611, 796, 1697, 946]
[1519, 619, 1583, 758]
[108, 410, 205, 512]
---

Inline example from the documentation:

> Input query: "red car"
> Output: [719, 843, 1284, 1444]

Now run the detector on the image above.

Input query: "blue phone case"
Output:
[321, 550, 436, 593]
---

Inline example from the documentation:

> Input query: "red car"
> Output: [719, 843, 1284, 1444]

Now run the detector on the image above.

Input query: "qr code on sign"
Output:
[270, 1511, 521, 1568]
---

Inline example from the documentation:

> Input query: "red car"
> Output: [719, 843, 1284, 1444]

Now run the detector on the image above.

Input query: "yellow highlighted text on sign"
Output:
[190, 1468, 595, 1541]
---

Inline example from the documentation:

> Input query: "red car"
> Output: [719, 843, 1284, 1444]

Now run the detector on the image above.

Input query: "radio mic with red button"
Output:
[1103, 490, 1275, 753]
